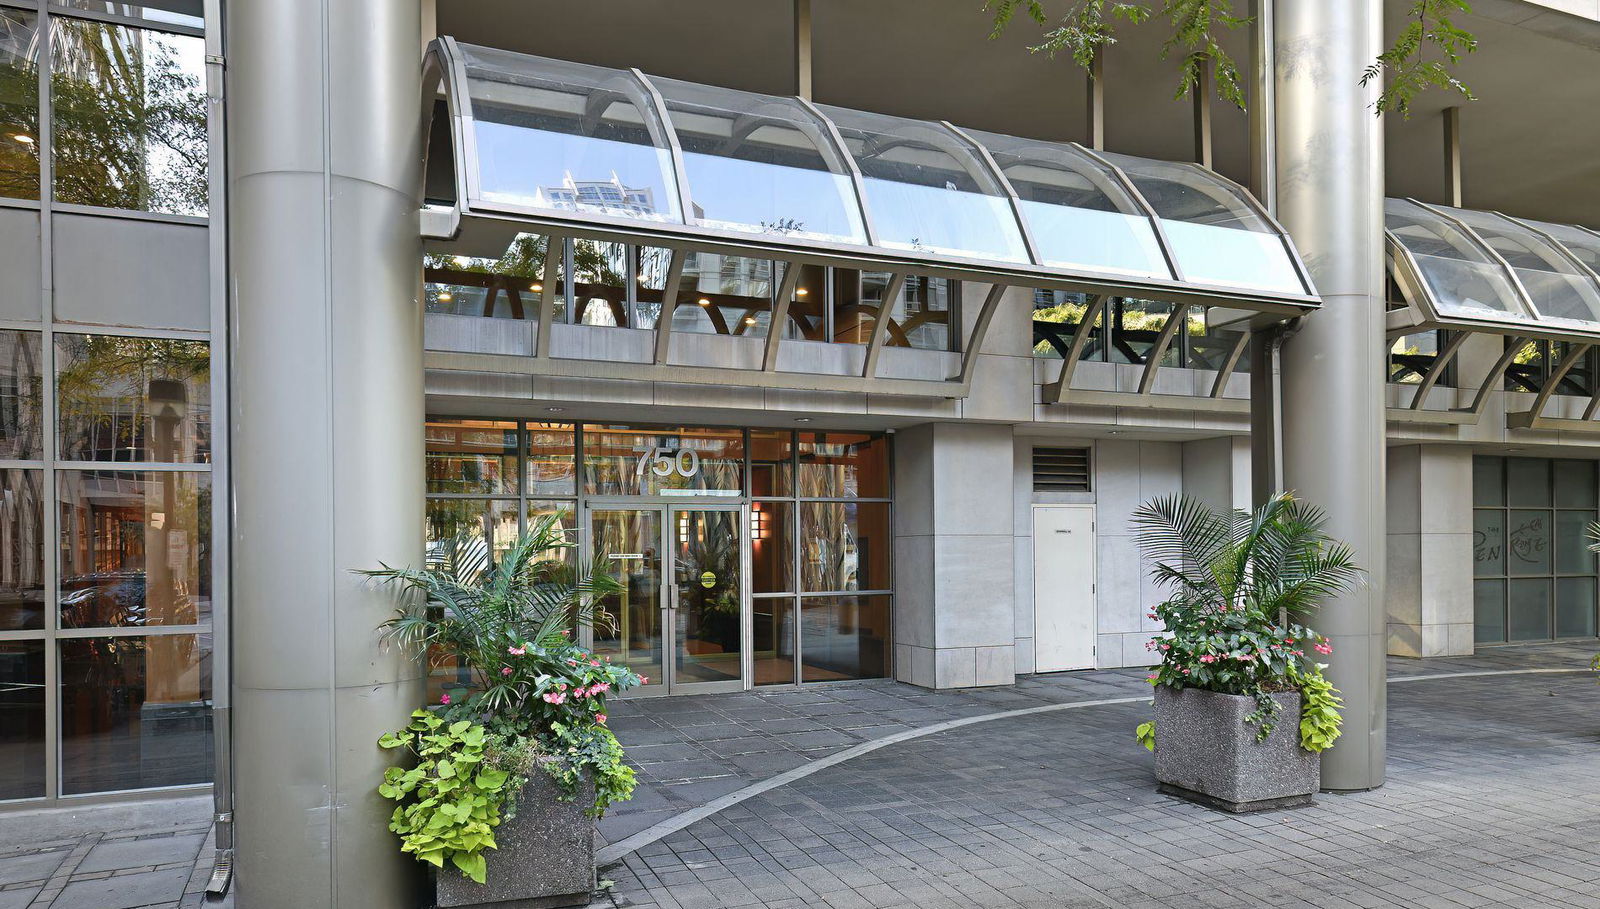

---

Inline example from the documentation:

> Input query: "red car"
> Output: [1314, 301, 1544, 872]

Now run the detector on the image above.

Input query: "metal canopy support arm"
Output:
[1137, 305, 1189, 394]
[535, 235, 564, 358]
[860, 272, 907, 378]
[1464, 337, 1529, 416]
[1043, 294, 1107, 404]
[1407, 329, 1468, 409]
[1209, 330, 1251, 398]
[651, 249, 686, 364]
[955, 283, 1009, 385]
[763, 261, 802, 371]
[1519, 342, 1592, 423]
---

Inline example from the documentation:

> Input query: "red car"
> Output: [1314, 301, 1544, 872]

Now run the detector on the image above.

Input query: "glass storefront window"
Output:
[0, 641, 44, 799]
[526, 423, 575, 496]
[424, 498, 519, 572]
[800, 594, 889, 682]
[425, 419, 519, 495]
[582, 426, 743, 496]
[672, 252, 776, 338]
[749, 430, 793, 497]
[50, 18, 206, 215]
[797, 432, 889, 498]
[800, 501, 890, 592]
[750, 500, 792, 594]
[572, 239, 630, 327]
[58, 469, 210, 629]
[1473, 456, 1599, 643]
[0, 470, 44, 632]
[0, 330, 42, 460]
[51, 1, 204, 29]
[56, 334, 210, 463]
[425, 233, 562, 322]
[886, 276, 955, 352]
[0, 9, 40, 202]
[60, 633, 212, 794]
[753, 596, 795, 687]
[632, 246, 672, 329]
[527, 499, 577, 569]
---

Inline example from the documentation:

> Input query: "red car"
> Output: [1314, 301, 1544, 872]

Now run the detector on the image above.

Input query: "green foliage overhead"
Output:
[1363, 0, 1477, 119]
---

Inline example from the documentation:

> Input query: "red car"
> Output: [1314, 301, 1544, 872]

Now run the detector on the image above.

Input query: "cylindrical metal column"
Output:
[226, 1, 425, 905]
[1273, 0, 1387, 791]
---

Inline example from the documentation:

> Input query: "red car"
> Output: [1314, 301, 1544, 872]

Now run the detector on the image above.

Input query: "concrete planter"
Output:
[1153, 686, 1319, 813]
[435, 768, 596, 909]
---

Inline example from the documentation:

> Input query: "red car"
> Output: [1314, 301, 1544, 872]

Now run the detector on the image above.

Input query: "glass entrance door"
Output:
[668, 508, 745, 693]
[590, 506, 746, 694]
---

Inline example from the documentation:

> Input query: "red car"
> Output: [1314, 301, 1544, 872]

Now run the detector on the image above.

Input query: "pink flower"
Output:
[596, 714, 608, 724]
[1146, 674, 1158, 681]
[542, 691, 566, 705]
[1314, 642, 1333, 655]
[1181, 669, 1191, 675]
[560, 630, 570, 636]
[558, 683, 567, 691]
[590, 659, 601, 667]
[440, 693, 451, 705]
[1158, 644, 1170, 651]
[592, 682, 610, 694]
[1199, 654, 1217, 664]
[501, 667, 512, 676]
[508, 646, 525, 656]
[639, 675, 649, 684]
[571, 687, 587, 699]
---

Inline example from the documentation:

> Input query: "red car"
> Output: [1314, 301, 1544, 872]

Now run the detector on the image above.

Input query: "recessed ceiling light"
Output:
[437, 291, 453, 301]
[697, 298, 712, 306]
[530, 282, 543, 292]
[546, 406, 565, 414]
[12, 134, 33, 145]
[743, 316, 757, 325]
[795, 287, 808, 297]
[795, 417, 812, 423]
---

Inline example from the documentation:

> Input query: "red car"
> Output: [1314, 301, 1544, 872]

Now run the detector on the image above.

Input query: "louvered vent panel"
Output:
[1033, 447, 1091, 492]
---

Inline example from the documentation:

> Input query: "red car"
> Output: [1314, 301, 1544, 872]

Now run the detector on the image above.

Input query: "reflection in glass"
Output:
[425, 419, 519, 495]
[1032, 290, 1102, 361]
[60, 634, 212, 794]
[1556, 510, 1596, 575]
[0, 9, 40, 202]
[672, 252, 775, 337]
[797, 433, 889, 498]
[0, 470, 43, 631]
[1472, 509, 1505, 577]
[820, 105, 1028, 263]
[1506, 458, 1550, 507]
[655, 77, 866, 245]
[753, 596, 795, 686]
[526, 500, 577, 568]
[590, 509, 662, 688]
[0, 641, 43, 799]
[1554, 459, 1596, 503]
[1508, 578, 1552, 641]
[1506, 509, 1551, 576]
[51, 19, 206, 215]
[52, 1, 203, 29]
[672, 509, 742, 684]
[800, 501, 889, 592]
[423, 499, 518, 571]
[424, 233, 561, 322]
[801, 595, 888, 682]
[969, 129, 1168, 278]
[461, 46, 680, 223]
[1473, 456, 1504, 507]
[632, 246, 672, 329]
[1556, 577, 1597, 639]
[1107, 299, 1180, 366]
[526, 423, 576, 496]
[58, 470, 210, 628]
[582, 426, 743, 496]
[750, 501, 792, 594]
[0, 330, 42, 459]
[784, 264, 826, 341]
[829, 269, 877, 344]
[884, 276, 954, 351]
[749, 430, 793, 497]
[572, 239, 630, 327]
[56, 334, 210, 463]
[1474, 579, 1505, 643]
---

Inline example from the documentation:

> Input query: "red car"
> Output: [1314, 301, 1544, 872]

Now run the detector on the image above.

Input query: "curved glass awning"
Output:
[1387, 198, 1600, 341]
[426, 38, 1318, 314]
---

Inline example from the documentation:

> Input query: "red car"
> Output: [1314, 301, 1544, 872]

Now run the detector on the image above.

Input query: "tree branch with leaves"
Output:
[1363, 0, 1477, 119]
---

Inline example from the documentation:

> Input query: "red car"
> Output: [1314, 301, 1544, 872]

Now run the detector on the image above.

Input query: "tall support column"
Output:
[226, 1, 425, 906]
[1273, 0, 1387, 791]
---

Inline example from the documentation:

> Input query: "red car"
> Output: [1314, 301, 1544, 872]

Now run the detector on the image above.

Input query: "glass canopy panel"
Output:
[1384, 199, 1535, 323]
[817, 105, 1029, 263]
[967, 130, 1170, 279]
[1099, 153, 1304, 294]
[1445, 208, 1600, 329]
[649, 77, 866, 245]
[458, 44, 682, 223]
[1519, 219, 1600, 287]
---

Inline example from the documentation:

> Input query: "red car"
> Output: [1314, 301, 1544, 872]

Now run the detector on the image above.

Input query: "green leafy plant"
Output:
[1291, 662, 1344, 752]
[1132, 492, 1361, 747]
[1135, 721, 1156, 752]
[989, 0, 1479, 117]
[365, 515, 645, 882]
[378, 710, 509, 884]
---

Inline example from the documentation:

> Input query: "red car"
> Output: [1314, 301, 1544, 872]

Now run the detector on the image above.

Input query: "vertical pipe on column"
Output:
[1273, 0, 1387, 791]
[1443, 106, 1463, 208]
[226, 0, 426, 906]
[794, 0, 813, 100]
[1086, 49, 1105, 150]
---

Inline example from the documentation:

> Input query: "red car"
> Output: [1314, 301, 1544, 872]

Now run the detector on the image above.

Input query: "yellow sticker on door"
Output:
[700, 571, 716, 588]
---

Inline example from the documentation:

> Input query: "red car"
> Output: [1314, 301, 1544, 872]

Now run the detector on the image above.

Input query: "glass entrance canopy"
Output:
[1387, 198, 1600, 340]
[427, 38, 1318, 313]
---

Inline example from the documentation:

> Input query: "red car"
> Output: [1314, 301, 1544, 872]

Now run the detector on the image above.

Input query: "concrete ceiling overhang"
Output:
[439, 0, 1600, 230]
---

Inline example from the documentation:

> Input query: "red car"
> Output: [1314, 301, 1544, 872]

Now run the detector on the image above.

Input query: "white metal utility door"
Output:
[1033, 505, 1097, 672]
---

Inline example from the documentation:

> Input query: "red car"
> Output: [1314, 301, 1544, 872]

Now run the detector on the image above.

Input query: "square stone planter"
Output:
[1153, 686, 1319, 813]
[435, 768, 596, 909]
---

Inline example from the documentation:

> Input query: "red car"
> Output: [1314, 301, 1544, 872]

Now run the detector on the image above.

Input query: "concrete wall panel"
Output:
[53, 215, 208, 330]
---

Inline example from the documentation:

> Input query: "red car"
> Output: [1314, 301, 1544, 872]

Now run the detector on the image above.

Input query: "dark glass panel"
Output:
[56, 335, 210, 463]
[1555, 577, 1597, 639]
[1506, 458, 1551, 507]
[0, 9, 39, 201]
[797, 432, 889, 499]
[749, 430, 792, 497]
[800, 501, 890, 592]
[59, 470, 210, 629]
[51, 19, 206, 215]
[750, 500, 792, 594]
[1555, 510, 1596, 575]
[61, 634, 212, 794]
[424, 419, 519, 496]
[1472, 456, 1503, 508]
[753, 596, 796, 686]
[1554, 459, 1597, 505]
[1507, 578, 1552, 641]
[1506, 509, 1552, 576]
[0, 641, 44, 800]
[0, 331, 43, 460]
[800, 594, 889, 681]
[1472, 509, 1504, 578]
[885, 276, 954, 351]
[1473, 579, 1506, 644]
[0, 469, 44, 631]
[1032, 290, 1102, 361]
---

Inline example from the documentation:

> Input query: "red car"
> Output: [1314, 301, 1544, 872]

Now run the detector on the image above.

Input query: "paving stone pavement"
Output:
[0, 796, 226, 909]
[594, 642, 1600, 908]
